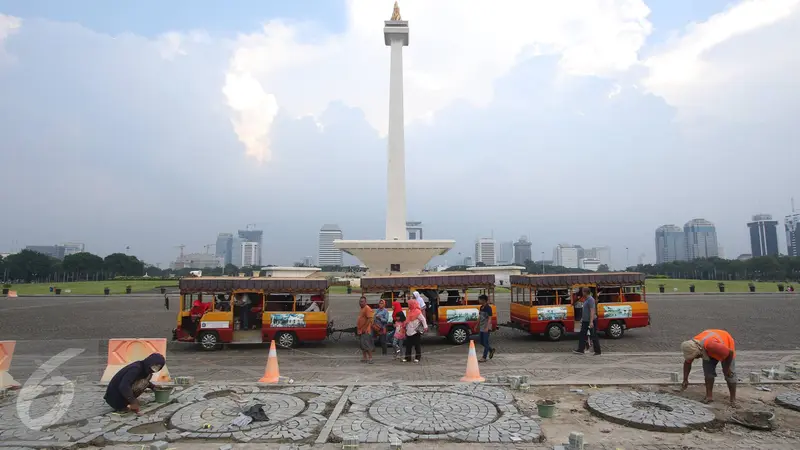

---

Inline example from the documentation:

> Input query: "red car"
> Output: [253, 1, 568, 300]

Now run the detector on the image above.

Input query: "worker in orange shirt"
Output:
[680, 329, 736, 405]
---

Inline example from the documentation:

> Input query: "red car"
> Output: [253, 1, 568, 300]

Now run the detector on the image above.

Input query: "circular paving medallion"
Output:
[776, 392, 800, 412]
[369, 391, 498, 434]
[170, 393, 305, 432]
[586, 392, 715, 432]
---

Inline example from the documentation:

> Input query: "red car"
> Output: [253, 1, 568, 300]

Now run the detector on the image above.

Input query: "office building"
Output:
[406, 221, 423, 240]
[61, 242, 85, 256]
[579, 258, 601, 271]
[25, 245, 63, 259]
[684, 219, 719, 260]
[655, 225, 686, 264]
[593, 246, 611, 267]
[747, 214, 779, 257]
[553, 244, 579, 269]
[787, 212, 800, 257]
[463, 256, 474, 266]
[497, 241, 514, 264]
[238, 227, 263, 266]
[318, 224, 344, 266]
[513, 236, 532, 265]
[171, 252, 223, 270]
[215, 233, 234, 266]
[240, 242, 260, 267]
[231, 237, 243, 268]
[475, 238, 497, 266]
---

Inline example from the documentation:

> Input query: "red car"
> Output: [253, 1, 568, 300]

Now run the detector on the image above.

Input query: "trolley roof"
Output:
[179, 277, 328, 293]
[510, 272, 645, 288]
[360, 273, 495, 291]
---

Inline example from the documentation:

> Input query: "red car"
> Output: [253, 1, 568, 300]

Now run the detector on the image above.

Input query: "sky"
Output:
[1, 0, 798, 269]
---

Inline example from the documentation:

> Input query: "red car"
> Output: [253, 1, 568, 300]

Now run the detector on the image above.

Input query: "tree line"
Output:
[1, 250, 149, 283]
[630, 256, 800, 282]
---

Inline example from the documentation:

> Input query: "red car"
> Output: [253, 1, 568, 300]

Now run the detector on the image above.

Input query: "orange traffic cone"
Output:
[258, 340, 280, 383]
[460, 340, 485, 382]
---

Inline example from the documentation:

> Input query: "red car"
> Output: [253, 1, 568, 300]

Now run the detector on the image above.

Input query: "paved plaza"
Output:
[2, 292, 800, 448]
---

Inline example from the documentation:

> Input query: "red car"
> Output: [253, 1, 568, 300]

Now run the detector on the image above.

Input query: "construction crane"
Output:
[203, 244, 216, 254]
[175, 244, 185, 258]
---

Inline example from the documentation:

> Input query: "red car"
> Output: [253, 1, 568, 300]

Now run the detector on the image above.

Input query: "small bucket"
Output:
[153, 387, 173, 403]
[536, 400, 556, 418]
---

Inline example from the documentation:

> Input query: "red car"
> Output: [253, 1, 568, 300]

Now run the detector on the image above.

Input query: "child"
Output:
[392, 311, 406, 359]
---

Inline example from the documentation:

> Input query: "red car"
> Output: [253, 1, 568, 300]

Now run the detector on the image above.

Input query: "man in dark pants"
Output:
[573, 287, 601, 355]
[104, 353, 166, 413]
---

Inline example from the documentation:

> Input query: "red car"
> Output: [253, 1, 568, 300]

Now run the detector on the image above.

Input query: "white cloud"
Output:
[0, 14, 22, 61]
[643, 0, 800, 119]
[222, 0, 654, 161]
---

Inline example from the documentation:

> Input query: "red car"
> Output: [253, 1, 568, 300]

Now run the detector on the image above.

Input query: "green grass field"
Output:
[645, 278, 792, 293]
[5, 280, 177, 295]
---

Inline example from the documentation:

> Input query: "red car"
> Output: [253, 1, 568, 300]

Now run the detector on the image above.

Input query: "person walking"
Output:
[374, 299, 390, 356]
[573, 287, 601, 355]
[680, 329, 736, 405]
[477, 294, 495, 362]
[403, 298, 428, 363]
[356, 296, 375, 364]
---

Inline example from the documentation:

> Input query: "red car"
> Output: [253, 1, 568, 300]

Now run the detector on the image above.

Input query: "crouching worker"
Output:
[104, 353, 166, 413]
[680, 329, 736, 406]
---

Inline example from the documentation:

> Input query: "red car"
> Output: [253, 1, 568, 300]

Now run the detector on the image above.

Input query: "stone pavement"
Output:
[1, 381, 800, 449]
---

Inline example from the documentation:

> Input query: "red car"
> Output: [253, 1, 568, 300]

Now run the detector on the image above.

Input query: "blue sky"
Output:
[0, 0, 798, 268]
[0, 0, 348, 36]
[0, 0, 732, 40]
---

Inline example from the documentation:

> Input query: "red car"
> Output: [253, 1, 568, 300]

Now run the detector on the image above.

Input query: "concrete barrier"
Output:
[100, 338, 171, 384]
[0, 341, 20, 389]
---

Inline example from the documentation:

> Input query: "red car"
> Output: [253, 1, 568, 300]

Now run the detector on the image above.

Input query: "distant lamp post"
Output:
[541, 252, 545, 274]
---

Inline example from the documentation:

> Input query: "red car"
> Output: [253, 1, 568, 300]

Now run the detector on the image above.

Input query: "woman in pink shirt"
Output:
[403, 299, 428, 363]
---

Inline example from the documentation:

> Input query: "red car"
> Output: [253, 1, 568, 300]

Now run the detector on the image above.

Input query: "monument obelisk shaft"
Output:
[384, 2, 409, 240]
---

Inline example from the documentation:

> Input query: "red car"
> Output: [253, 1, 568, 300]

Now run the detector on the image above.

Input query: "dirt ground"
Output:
[514, 384, 800, 447]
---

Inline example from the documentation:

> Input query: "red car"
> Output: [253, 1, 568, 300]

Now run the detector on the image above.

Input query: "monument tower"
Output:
[334, 2, 454, 274]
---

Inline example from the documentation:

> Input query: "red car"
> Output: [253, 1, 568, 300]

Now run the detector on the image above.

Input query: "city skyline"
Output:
[1, 2, 798, 269]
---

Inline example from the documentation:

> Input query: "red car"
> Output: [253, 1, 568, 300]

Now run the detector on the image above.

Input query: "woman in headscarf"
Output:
[374, 299, 390, 356]
[412, 291, 426, 311]
[392, 300, 403, 322]
[403, 297, 428, 363]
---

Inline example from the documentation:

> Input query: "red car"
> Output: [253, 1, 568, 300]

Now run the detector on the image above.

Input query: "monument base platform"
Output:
[333, 239, 454, 275]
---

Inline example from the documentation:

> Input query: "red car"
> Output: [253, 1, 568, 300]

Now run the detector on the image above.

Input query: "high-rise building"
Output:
[747, 214, 779, 257]
[238, 227, 263, 266]
[231, 237, 243, 268]
[513, 236, 532, 265]
[786, 212, 800, 257]
[553, 244, 579, 269]
[475, 238, 497, 266]
[593, 246, 611, 268]
[655, 225, 686, 264]
[463, 256, 474, 266]
[406, 221, 423, 240]
[215, 233, 234, 266]
[497, 241, 514, 264]
[240, 242, 260, 267]
[684, 219, 719, 260]
[318, 224, 343, 266]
